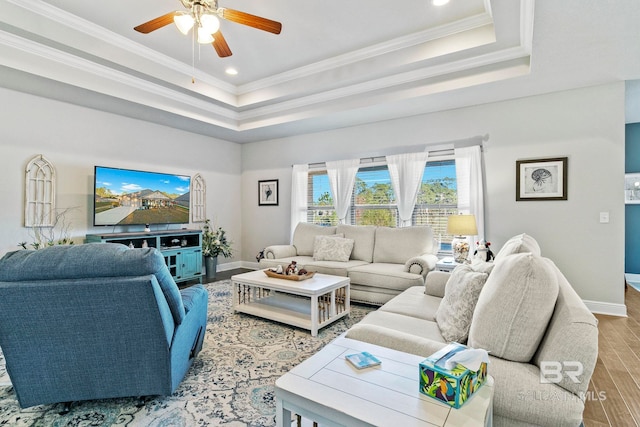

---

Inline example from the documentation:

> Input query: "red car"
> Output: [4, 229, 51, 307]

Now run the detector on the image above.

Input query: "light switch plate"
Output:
[600, 212, 610, 223]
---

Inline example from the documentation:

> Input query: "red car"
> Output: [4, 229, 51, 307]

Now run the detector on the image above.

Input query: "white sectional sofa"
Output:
[259, 222, 439, 305]
[345, 233, 599, 427]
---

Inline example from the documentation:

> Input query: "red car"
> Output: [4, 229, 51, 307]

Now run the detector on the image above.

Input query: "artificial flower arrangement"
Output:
[202, 219, 233, 258]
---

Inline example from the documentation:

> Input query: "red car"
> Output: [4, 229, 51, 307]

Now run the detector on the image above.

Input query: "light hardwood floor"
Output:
[584, 286, 640, 426]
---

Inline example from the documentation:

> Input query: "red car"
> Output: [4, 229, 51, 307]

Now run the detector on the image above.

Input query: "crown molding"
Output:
[238, 45, 531, 122]
[237, 12, 495, 95]
[0, 29, 239, 125]
[6, 0, 238, 95]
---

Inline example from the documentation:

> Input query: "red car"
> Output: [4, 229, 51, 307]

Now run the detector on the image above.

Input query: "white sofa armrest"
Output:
[404, 254, 438, 276]
[424, 271, 451, 298]
[264, 245, 297, 259]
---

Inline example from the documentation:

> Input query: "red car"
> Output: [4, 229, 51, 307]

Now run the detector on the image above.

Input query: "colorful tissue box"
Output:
[419, 343, 488, 408]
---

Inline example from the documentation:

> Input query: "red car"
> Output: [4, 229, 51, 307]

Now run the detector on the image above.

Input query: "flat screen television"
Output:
[93, 166, 191, 226]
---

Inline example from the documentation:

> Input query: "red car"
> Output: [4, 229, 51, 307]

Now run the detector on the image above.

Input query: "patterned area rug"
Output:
[0, 280, 374, 426]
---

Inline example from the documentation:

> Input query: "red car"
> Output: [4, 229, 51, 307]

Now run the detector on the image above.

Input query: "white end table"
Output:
[436, 258, 460, 272]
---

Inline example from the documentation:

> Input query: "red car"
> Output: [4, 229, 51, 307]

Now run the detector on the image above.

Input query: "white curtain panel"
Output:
[455, 145, 485, 252]
[326, 159, 360, 224]
[290, 164, 309, 241]
[386, 152, 429, 227]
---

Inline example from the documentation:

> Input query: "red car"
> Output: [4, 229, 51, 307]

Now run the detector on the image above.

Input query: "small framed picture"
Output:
[516, 157, 568, 201]
[625, 173, 640, 204]
[258, 179, 279, 206]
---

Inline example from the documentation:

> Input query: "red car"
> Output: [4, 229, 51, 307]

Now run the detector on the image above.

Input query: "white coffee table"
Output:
[231, 270, 350, 337]
[275, 336, 494, 427]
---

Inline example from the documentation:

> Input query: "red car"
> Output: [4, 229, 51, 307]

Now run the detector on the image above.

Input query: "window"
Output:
[413, 159, 457, 251]
[307, 158, 458, 249]
[308, 171, 337, 225]
[354, 166, 397, 227]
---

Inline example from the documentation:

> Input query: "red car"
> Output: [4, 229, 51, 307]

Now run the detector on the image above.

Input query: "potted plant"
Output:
[202, 219, 233, 280]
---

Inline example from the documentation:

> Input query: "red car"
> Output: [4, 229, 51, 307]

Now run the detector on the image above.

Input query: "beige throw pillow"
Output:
[313, 235, 355, 262]
[435, 264, 489, 343]
[468, 253, 559, 362]
[495, 233, 541, 259]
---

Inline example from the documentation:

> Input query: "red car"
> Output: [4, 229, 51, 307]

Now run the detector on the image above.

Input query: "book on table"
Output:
[345, 351, 382, 369]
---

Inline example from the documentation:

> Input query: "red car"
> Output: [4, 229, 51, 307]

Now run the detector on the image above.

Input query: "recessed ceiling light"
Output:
[432, 0, 450, 5]
[225, 68, 238, 76]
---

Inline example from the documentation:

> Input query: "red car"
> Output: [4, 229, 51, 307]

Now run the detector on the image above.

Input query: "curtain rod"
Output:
[303, 134, 488, 169]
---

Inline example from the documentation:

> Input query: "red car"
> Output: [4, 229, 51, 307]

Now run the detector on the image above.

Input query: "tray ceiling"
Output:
[1, 0, 639, 142]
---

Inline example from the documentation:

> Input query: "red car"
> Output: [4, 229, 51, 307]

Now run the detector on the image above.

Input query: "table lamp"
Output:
[447, 214, 478, 263]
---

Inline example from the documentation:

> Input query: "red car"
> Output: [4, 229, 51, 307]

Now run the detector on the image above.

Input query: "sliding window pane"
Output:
[414, 160, 457, 249]
[354, 166, 397, 227]
[308, 171, 338, 225]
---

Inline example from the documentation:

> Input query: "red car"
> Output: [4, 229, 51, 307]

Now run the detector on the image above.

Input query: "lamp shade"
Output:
[447, 214, 478, 236]
[197, 26, 215, 44]
[200, 14, 220, 34]
[174, 12, 195, 35]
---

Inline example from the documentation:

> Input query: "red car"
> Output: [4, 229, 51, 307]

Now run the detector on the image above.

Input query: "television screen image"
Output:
[94, 166, 191, 226]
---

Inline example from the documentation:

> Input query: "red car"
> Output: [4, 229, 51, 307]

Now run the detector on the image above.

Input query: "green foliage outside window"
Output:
[307, 160, 457, 233]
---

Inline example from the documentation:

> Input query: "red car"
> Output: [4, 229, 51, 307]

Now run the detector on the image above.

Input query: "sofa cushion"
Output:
[313, 235, 354, 262]
[292, 222, 336, 256]
[378, 286, 442, 322]
[345, 324, 448, 358]
[348, 263, 425, 291]
[435, 264, 488, 343]
[495, 233, 541, 259]
[305, 259, 369, 277]
[259, 256, 315, 271]
[356, 310, 447, 343]
[337, 224, 376, 262]
[373, 226, 434, 264]
[468, 253, 559, 362]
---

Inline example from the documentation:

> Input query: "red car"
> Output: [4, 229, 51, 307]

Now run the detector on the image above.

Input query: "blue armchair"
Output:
[0, 243, 208, 408]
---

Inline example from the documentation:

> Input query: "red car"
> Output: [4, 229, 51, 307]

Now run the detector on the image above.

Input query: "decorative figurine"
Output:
[286, 261, 298, 275]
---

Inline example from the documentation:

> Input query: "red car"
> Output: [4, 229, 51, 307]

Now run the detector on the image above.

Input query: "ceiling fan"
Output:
[134, 0, 282, 58]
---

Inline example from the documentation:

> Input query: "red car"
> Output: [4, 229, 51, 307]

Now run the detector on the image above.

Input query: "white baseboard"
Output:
[216, 260, 246, 272]
[240, 261, 261, 271]
[582, 299, 627, 317]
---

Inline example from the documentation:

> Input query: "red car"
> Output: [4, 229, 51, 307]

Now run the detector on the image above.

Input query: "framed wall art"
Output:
[625, 173, 640, 204]
[258, 179, 279, 206]
[516, 157, 568, 201]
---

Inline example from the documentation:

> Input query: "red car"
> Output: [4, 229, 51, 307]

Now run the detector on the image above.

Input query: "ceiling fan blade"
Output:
[134, 11, 177, 34]
[221, 9, 282, 34]
[212, 31, 232, 57]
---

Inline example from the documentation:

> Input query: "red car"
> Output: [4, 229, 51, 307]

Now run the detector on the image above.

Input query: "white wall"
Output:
[0, 87, 243, 269]
[241, 83, 626, 313]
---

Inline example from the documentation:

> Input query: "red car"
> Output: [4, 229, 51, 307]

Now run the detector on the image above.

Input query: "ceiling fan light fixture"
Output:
[197, 26, 215, 44]
[200, 13, 220, 34]
[174, 12, 195, 35]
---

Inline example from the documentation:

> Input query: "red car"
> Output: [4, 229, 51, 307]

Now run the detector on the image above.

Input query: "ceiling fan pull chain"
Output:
[192, 32, 195, 84]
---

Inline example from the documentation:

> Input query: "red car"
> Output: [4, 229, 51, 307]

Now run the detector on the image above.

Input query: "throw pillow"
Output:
[292, 222, 337, 256]
[495, 233, 541, 259]
[313, 235, 355, 262]
[469, 259, 495, 275]
[435, 264, 489, 343]
[468, 252, 559, 362]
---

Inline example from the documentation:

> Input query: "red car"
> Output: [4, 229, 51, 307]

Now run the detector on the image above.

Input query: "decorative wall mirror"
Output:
[191, 173, 206, 223]
[24, 155, 56, 227]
